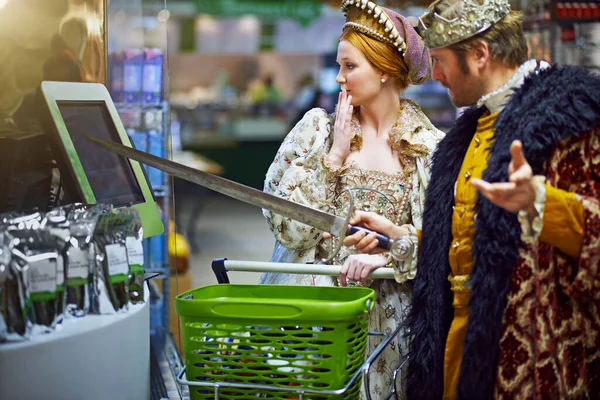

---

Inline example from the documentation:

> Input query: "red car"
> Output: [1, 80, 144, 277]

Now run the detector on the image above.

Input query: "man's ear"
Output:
[472, 40, 490, 70]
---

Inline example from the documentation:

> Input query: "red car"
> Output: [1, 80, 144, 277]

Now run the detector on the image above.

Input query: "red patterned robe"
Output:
[496, 128, 600, 398]
[406, 65, 600, 399]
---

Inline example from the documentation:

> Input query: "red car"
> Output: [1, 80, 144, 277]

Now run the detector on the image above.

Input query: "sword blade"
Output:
[85, 136, 348, 236]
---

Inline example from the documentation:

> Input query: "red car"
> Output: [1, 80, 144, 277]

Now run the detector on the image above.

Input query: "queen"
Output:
[261, 1, 445, 398]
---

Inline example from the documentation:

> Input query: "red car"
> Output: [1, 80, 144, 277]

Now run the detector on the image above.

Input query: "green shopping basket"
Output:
[175, 283, 376, 399]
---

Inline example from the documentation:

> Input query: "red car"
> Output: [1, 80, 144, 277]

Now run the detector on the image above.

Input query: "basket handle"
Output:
[220, 259, 396, 279]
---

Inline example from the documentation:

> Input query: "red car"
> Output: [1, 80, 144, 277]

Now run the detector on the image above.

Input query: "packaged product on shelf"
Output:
[2, 211, 44, 230]
[62, 204, 112, 315]
[123, 49, 144, 104]
[43, 208, 72, 317]
[93, 212, 131, 313]
[115, 208, 145, 304]
[9, 229, 61, 335]
[143, 110, 163, 132]
[142, 48, 164, 105]
[0, 231, 16, 342]
[63, 204, 102, 317]
[120, 112, 144, 132]
[0, 212, 46, 341]
[1, 248, 30, 341]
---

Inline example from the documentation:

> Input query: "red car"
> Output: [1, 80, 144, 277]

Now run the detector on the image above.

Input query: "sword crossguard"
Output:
[319, 189, 355, 265]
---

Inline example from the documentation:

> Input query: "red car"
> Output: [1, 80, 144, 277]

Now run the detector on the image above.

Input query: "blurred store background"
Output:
[140, 0, 598, 279]
[107, 0, 598, 193]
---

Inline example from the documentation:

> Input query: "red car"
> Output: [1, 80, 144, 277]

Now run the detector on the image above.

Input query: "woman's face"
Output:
[336, 40, 382, 106]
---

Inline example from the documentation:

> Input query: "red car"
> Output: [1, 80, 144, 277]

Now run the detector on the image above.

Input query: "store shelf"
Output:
[150, 343, 170, 400]
[116, 101, 169, 114]
[153, 330, 190, 400]
[555, 18, 600, 27]
[523, 19, 554, 30]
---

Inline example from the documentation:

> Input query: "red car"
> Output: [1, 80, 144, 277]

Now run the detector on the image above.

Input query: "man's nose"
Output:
[432, 63, 443, 82]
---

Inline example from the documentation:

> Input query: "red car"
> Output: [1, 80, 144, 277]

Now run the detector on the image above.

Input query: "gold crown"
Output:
[341, 0, 407, 56]
[418, 0, 511, 49]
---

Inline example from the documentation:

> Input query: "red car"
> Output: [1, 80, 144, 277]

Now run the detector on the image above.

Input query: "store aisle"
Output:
[174, 193, 276, 288]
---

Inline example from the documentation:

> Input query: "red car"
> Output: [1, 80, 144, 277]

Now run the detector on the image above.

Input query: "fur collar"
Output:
[406, 65, 600, 400]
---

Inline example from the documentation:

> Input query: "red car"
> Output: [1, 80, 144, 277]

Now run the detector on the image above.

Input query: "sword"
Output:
[86, 136, 407, 260]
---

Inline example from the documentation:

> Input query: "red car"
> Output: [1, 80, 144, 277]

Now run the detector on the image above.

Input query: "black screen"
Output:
[57, 102, 145, 206]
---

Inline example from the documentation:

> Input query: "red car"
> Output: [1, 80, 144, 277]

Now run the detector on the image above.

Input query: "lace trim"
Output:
[392, 225, 419, 283]
[348, 99, 433, 159]
[338, 158, 417, 186]
[388, 100, 435, 158]
[518, 175, 547, 241]
[321, 154, 349, 177]
[476, 59, 551, 113]
[343, 161, 407, 183]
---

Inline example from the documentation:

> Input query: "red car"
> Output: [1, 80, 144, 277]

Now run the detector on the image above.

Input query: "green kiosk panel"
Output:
[40, 81, 164, 238]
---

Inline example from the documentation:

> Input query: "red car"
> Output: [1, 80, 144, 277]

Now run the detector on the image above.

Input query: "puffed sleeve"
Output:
[522, 129, 600, 300]
[263, 108, 337, 251]
[538, 185, 584, 258]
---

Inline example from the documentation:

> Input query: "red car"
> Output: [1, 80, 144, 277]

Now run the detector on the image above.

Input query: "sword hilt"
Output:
[347, 225, 414, 262]
[347, 225, 393, 251]
[320, 190, 413, 264]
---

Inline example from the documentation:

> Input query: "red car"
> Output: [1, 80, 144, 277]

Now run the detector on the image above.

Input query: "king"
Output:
[411, 1, 600, 398]
[341, 0, 600, 398]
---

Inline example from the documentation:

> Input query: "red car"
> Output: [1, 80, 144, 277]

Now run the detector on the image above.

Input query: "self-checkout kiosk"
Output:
[0, 81, 163, 400]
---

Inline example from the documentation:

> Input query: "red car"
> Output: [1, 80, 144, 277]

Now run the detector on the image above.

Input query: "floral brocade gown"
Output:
[260, 101, 444, 398]
[333, 167, 413, 399]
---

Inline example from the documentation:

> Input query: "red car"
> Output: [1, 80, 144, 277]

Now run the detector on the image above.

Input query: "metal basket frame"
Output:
[177, 324, 405, 400]
[176, 258, 408, 400]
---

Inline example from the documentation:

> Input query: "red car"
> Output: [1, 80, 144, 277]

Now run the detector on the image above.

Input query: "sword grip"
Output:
[347, 225, 393, 251]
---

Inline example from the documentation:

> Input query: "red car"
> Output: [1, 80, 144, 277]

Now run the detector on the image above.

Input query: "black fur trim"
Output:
[405, 106, 485, 399]
[406, 65, 600, 400]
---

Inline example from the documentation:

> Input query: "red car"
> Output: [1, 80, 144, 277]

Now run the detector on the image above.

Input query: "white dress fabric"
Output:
[260, 100, 444, 398]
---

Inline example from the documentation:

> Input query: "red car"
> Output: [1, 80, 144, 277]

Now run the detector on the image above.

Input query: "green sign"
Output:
[195, 0, 323, 27]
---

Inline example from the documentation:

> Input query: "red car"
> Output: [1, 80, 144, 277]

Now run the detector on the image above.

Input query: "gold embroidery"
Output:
[448, 274, 470, 293]
[344, 161, 407, 182]
[349, 117, 363, 153]
[347, 99, 433, 158]
[321, 154, 348, 177]
[388, 100, 435, 158]
[335, 164, 411, 224]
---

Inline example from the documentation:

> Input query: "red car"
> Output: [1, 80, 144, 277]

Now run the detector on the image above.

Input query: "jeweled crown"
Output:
[341, 0, 407, 55]
[418, 0, 511, 49]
